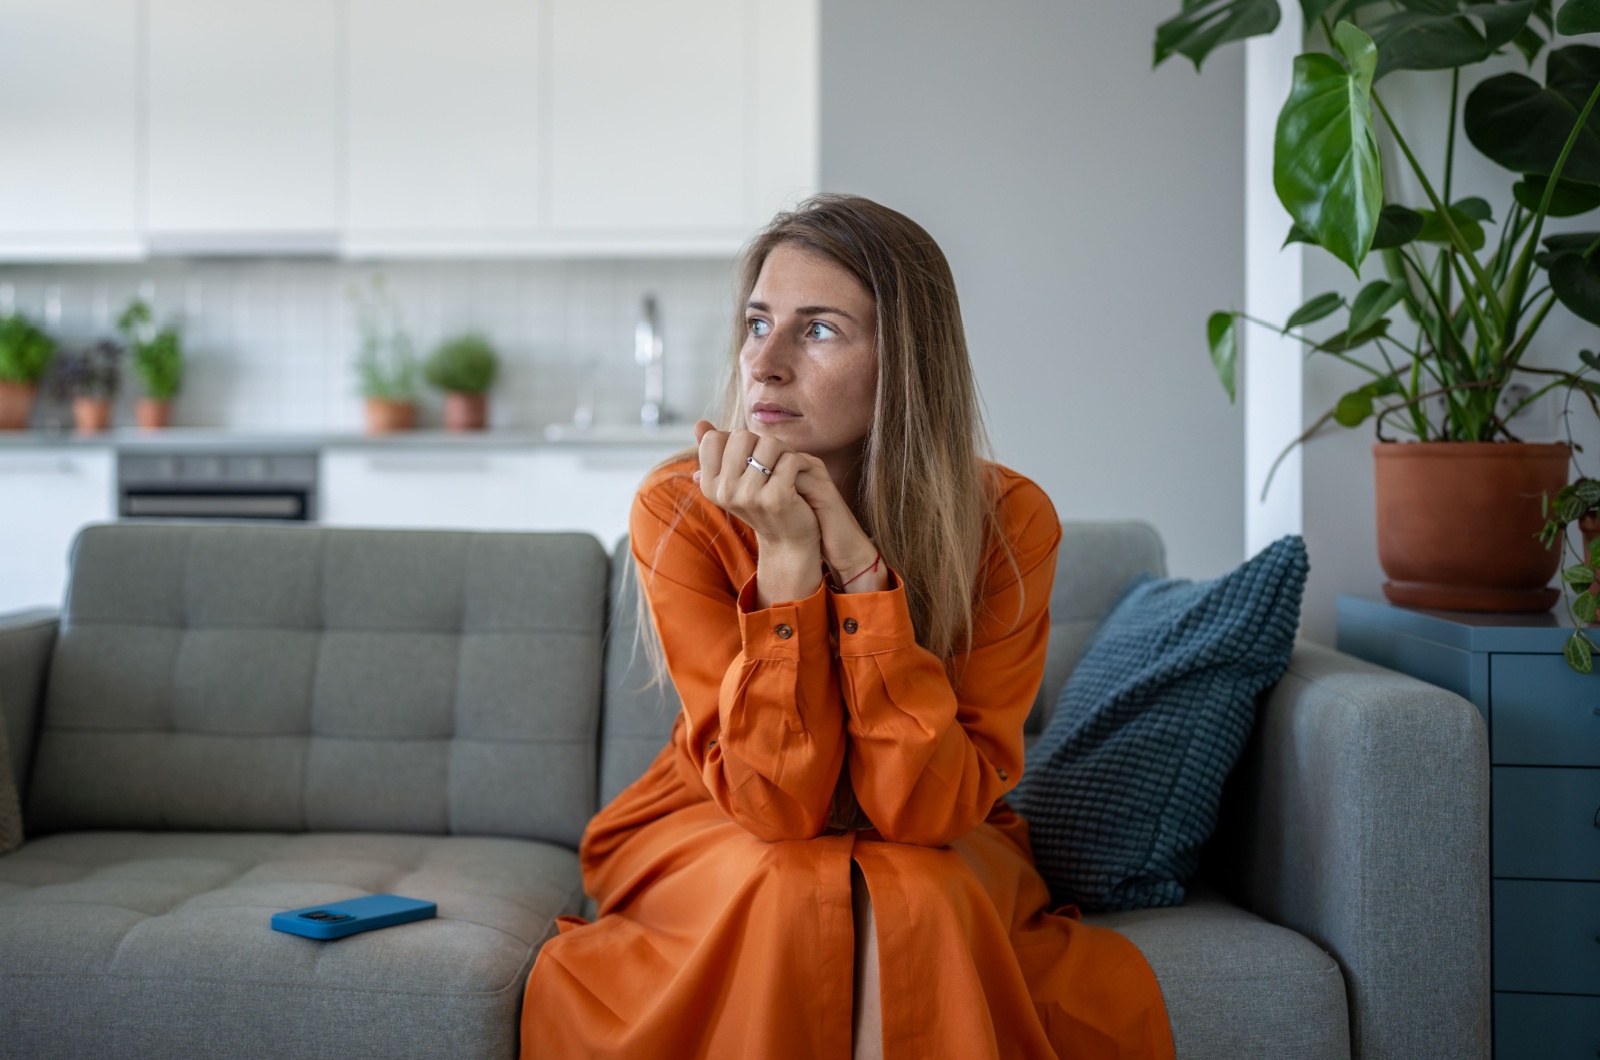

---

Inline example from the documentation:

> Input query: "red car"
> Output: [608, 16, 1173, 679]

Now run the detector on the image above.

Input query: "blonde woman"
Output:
[520, 194, 1174, 1060]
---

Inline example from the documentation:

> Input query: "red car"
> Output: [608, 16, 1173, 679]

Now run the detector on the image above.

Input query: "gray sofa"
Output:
[0, 520, 1489, 1059]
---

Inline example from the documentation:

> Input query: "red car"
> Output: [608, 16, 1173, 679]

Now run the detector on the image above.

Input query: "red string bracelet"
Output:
[826, 550, 881, 592]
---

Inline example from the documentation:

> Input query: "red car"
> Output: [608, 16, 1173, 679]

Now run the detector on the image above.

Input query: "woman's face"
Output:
[740, 242, 878, 465]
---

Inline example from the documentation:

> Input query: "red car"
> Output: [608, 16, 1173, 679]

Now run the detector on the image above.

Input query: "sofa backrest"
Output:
[1025, 520, 1167, 735]
[595, 521, 1167, 805]
[25, 522, 608, 848]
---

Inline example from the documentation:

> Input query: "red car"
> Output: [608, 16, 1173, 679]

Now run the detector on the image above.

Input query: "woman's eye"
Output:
[807, 321, 838, 340]
[747, 318, 770, 337]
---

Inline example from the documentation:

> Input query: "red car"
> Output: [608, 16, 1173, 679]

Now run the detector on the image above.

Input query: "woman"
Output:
[520, 194, 1174, 1059]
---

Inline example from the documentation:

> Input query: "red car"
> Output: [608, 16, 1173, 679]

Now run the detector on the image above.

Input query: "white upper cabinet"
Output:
[344, 0, 542, 254]
[547, 0, 747, 238]
[146, 0, 340, 249]
[0, 0, 816, 260]
[0, 0, 140, 260]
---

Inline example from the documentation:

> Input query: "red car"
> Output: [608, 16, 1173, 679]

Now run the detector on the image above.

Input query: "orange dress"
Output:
[520, 457, 1175, 1060]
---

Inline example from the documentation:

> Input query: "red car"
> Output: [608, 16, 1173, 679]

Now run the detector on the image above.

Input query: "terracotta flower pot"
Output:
[0, 381, 36, 430]
[364, 398, 417, 434]
[1374, 441, 1572, 612]
[443, 391, 488, 432]
[136, 398, 172, 430]
[72, 397, 113, 434]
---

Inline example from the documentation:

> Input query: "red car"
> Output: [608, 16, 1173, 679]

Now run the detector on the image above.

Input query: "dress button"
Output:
[843, 618, 859, 634]
[775, 624, 793, 639]
[997, 768, 1009, 781]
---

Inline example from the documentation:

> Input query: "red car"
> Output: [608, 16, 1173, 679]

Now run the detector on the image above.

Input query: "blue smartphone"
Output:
[271, 894, 437, 940]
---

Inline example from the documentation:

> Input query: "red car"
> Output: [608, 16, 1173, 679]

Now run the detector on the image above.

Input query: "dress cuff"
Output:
[828, 564, 917, 656]
[735, 568, 829, 661]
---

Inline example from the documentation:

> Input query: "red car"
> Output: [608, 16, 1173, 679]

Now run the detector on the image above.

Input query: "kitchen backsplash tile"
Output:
[0, 258, 738, 432]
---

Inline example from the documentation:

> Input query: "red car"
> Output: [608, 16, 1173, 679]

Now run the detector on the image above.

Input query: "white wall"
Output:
[0, 258, 737, 433]
[820, 0, 1247, 580]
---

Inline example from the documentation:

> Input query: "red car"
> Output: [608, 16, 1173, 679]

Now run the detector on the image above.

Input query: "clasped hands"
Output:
[692, 420, 883, 605]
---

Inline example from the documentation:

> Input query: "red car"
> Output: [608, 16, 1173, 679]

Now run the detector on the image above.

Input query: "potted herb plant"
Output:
[424, 333, 499, 432]
[0, 313, 56, 430]
[349, 275, 419, 434]
[1157, 0, 1600, 618]
[117, 299, 184, 430]
[45, 340, 122, 433]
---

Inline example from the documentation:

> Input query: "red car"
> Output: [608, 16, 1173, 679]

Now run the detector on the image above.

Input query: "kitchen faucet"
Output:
[635, 294, 669, 428]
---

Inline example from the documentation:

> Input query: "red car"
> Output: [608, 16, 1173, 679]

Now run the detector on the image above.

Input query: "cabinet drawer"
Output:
[1493, 767, 1600, 880]
[1491, 653, 1600, 766]
[1495, 993, 1600, 1060]
[1493, 880, 1600, 994]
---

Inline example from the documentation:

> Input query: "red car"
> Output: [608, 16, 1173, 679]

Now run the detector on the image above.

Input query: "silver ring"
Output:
[746, 455, 773, 476]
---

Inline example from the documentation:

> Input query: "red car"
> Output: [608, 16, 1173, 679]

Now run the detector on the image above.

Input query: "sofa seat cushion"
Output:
[1089, 885, 1350, 1060]
[0, 831, 584, 1060]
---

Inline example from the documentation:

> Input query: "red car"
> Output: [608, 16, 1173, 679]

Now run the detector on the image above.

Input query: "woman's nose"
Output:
[746, 330, 795, 383]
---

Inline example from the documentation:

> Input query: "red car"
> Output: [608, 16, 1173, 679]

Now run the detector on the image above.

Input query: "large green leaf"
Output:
[1156, 0, 1282, 68]
[1465, 45, 1600, 185]
[1369, 1, 1536, 78]
[1275, 23, 1384, 274]
[1538, 231, 1600, 323]
[1513, 173, 1600, 214]
[1558, 0, 1600, 33]
[1333, 375, 1405, 426]
[1208, 311, 1240, 401]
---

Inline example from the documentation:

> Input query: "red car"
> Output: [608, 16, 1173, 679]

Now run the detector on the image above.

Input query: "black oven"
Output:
[117, 451, 319, 522]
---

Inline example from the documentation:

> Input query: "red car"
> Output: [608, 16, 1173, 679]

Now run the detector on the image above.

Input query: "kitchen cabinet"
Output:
[343, 0, 542, 254]
[0, 449, 115, 615]
[0, 0, 816, 260]
[0, 0, 140, 260]
[146, 0, 340, 249]
[319, 446, 671, 551]
[544, 0, 817, 251]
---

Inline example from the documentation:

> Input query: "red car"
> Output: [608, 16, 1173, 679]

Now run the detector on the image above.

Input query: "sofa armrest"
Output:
[0, 609, 59, 806]
[1205, 639, 1489, 1060]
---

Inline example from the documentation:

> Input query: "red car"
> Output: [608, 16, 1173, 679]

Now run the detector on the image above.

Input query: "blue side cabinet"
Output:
[1337, 594, 1600, 1060]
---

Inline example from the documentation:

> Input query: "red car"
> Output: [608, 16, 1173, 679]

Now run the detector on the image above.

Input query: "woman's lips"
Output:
[752, 408, 799, 424]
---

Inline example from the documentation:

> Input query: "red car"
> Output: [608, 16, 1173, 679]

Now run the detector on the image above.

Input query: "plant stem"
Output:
[1503, 78, 1600, 343]
[1444, 69, 1459, 206]
[1372, 91, 1506, 331]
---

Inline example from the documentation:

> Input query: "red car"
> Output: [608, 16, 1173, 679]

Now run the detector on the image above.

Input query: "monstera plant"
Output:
[1157, 0, 1600, 671]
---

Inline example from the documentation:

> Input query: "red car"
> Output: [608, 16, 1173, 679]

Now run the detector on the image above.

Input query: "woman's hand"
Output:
[693, 420, 885, 597]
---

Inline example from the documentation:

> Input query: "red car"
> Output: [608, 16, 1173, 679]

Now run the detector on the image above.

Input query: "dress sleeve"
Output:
[831, 479, 1062, 847]
[628, 476, 847, 842]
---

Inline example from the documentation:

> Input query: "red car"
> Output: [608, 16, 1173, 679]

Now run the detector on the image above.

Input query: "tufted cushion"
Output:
[25, 523, 608, 848]
[1011, 535, 1309, 912]
[0, 830, 583, 1059]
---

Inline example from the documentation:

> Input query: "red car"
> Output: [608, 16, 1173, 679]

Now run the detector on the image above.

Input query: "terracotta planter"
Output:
[72, 397, 113, 434]
[364, 398, 417, 434]
[1374, 441, 1572, 612]
[0, 381, 36, 430]
[136, 398, 172, 430]
[443, 391, 488, 432]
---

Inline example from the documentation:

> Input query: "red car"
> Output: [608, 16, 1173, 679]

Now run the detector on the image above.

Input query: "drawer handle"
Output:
[1595, 806, 1600, 829]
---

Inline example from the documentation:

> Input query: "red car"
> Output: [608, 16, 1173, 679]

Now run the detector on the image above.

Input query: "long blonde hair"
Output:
[632, 193, 1020, 692]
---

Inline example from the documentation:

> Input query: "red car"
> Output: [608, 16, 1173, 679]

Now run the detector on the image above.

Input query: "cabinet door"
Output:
[548, 0, 747, 234]
[0, 0, 140, 260]
[0, 449, 115, 614]
[320, 451, 542, 530]
[529, 448, 673, 552]
[345, 0, 541, 253]
[146, 0, 339, 243]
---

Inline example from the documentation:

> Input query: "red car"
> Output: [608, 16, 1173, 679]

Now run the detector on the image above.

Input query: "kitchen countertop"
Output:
[0, 424, 699, 451]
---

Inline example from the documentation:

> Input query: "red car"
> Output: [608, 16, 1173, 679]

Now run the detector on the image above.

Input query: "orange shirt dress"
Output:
[519, 456, 1175, 1059]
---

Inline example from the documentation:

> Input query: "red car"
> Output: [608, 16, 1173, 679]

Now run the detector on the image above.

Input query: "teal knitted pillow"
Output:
[1010, 535, 1309, 912]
